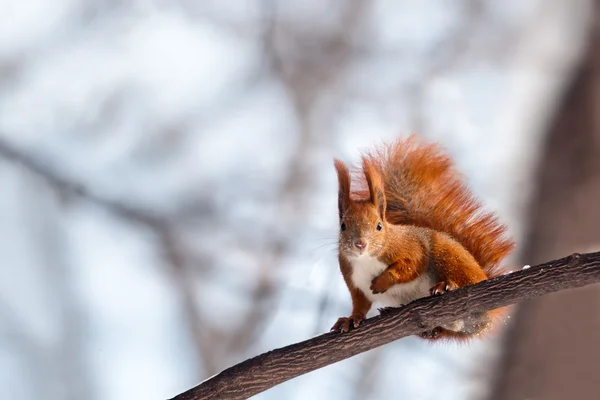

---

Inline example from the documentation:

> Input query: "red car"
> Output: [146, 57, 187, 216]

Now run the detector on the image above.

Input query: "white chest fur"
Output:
[349, 255, 433, 307]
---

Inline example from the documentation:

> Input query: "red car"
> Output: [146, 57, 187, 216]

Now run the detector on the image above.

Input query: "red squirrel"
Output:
[331, 135, 515, 340]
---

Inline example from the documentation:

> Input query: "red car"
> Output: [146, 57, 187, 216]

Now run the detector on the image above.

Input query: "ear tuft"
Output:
[362, 159, 386, 219]
[334, 158, 351, 221]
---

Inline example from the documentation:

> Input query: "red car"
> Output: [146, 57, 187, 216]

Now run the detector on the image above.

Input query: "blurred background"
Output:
[1, 0, 599, 399]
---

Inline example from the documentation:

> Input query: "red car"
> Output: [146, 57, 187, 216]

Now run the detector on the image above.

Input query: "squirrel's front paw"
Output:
[370, 273, 392, 294]
[331, 315, 364, 333]
[429, 280, 458, 296]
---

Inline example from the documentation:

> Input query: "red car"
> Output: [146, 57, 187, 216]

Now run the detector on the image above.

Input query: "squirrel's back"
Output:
[357, 134, 515, 276]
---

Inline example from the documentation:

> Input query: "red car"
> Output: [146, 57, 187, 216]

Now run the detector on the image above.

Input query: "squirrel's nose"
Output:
[354, 239, 366, 251]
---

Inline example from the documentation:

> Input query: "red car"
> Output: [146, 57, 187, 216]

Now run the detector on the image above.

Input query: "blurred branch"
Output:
[0, 134, 308, 376]
[160, 229, 220, 375]
[224, 118, 313, 356]
[425, 0, 485, 74]
[0, 138, 215, 374]
[170, 251, 600, 400]
[32, 194, 95, 400]
[352, 348, 383, 400]
[409, 0, 486, 132]
[261, 0, 369, 113]
[0, 139, 166, 227]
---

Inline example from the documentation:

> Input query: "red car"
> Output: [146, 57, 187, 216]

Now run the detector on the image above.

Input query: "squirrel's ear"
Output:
[334, 158, 351, 220]
[363, 159, 386, 220]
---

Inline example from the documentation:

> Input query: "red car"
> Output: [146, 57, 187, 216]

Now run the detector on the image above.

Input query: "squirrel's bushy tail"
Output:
[359, 134, 515, 277]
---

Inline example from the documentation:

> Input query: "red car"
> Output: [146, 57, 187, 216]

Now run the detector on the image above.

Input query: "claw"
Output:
[420, 327, 443, 339]
[331, 315, 364, 333]
[429, 280, 458, 296]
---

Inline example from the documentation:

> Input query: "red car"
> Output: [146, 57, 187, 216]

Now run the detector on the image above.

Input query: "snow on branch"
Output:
[170, 251, 600, 400]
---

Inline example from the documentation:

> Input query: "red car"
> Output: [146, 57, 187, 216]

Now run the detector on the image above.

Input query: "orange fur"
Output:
[359, 134, 515, 277]
[331, 135, 515, 341]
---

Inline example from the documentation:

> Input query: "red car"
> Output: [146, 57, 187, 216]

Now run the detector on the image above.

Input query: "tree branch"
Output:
[170, 251, 600, 400]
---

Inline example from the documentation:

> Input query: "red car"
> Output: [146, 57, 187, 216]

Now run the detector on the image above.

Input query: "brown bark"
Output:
[170, 251, 600, 400]
[490, 4, 600, 400]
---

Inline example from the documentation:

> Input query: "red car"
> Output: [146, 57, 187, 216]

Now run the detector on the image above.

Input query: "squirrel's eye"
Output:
[376, 222, 382, 231]
[340, 222, 346, 231]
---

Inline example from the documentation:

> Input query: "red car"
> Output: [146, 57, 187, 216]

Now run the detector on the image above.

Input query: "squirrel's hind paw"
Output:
[377, 306, 402, 315]
[429, 280, 458, 296]
[420, 327, 444, 339]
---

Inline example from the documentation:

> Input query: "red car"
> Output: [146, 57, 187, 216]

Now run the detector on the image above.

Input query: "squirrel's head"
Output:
[334, 158, 387, 258]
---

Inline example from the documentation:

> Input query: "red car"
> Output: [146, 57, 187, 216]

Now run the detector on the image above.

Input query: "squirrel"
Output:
[330, 134, 515, 340]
